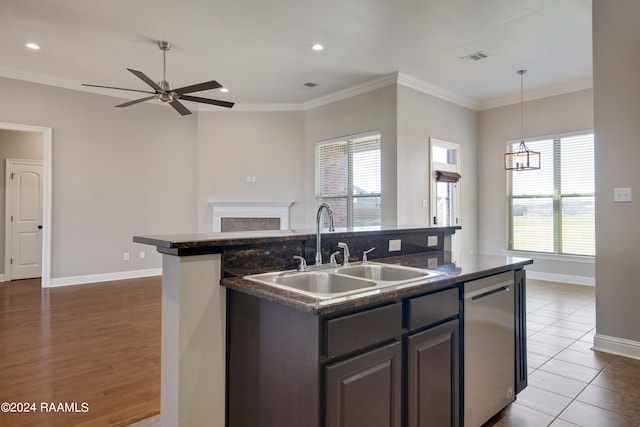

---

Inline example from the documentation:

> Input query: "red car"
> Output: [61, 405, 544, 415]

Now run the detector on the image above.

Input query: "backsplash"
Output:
[222, 228, 453, 276]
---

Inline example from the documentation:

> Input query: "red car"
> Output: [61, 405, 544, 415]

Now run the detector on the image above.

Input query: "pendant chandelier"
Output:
[504, 70, 541, 171]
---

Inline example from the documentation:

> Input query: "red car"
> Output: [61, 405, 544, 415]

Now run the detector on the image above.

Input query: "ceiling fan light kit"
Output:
[82, 41, 234, 116]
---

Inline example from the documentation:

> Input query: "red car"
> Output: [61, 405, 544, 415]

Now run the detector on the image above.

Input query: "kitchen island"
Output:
[134, 226, 531, 427]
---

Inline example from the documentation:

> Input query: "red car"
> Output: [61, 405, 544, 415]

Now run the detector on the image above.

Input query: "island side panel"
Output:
[161, 253, 226, 427]
[227, 290, 321, 427]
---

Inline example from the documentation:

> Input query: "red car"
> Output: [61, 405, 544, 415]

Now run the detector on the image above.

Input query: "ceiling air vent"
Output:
[304, 82, 318, 87]
[461, 51, 488, 63]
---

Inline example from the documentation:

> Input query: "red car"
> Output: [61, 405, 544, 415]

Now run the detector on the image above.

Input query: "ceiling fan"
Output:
[82, 41, 234, 116]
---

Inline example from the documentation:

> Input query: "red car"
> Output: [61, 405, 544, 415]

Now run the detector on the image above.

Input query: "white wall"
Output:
[396, 85, 478, 255]
[593, 0, 640, 355]
[196, 111, 306, 232]
[477, 89, 594, 284]
[0, 77, 198, 282]
[304, 84, 398, 228]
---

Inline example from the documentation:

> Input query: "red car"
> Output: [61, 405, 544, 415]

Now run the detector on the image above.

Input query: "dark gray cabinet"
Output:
[326, 341, 402, 427]
[407, 319, 459, 427]
[227, 286, 460, 427]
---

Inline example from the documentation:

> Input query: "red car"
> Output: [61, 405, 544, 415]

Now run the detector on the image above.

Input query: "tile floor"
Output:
[485, 279, 640, 427]
[127, 279, 640, 427]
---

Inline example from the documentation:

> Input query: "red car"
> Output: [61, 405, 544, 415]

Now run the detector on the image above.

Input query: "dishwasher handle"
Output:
[464, 281, 512, 301]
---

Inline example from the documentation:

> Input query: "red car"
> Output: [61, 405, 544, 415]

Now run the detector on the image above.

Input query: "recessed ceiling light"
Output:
[311, 43, 324, 51]
[220, 88, 229, 93]
[26, 42, 41, 50]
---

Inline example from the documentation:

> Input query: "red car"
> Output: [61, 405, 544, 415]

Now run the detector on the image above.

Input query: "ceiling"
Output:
[0, 0, 593, 111]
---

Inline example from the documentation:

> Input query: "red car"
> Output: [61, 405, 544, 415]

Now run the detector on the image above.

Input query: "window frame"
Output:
[315, 130, 381, 228]
[506, 130, 595, 257]
[429, 138, 461, 228]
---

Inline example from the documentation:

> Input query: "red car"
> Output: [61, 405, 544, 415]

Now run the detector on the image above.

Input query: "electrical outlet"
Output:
[139, 251, 146, 259]
[427, 236, 438, 247]
[123, 252, 130, 261]
[614, 187, 632, 202]
[389, 239, 401, 252]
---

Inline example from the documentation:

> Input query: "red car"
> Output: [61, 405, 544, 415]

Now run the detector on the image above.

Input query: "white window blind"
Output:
[507, 133, 595, 256]
[316, 132, 381, 227]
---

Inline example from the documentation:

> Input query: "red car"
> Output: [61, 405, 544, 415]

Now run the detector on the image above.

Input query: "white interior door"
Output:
[7, 160, 44, 280]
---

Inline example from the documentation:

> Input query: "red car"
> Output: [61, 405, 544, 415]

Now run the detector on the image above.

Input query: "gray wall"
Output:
[397, 85, 478, 255]
[196, 111, 305, 232]
[593, 1, 640, 346]
[304, 84, 398, 228]
[0, 129, 45, 274]
[477, 89, 594, 282]
[0, 77, 197, 280]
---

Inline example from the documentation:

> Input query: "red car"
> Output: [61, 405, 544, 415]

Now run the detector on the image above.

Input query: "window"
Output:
[507, 132, 595, 256]
[316, 131, 381, 228]
[430, 138, 460, 228]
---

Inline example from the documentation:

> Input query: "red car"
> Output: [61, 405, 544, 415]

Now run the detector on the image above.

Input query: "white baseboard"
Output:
[48, 268, 162, 287]
[0, 273, 4, 282]
[526, 270, 595, 286]
[593, 334, 640, 361]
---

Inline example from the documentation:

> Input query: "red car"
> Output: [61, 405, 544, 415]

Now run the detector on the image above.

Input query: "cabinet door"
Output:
[407, 320, 459, 427]
[326, 341, 402, 427]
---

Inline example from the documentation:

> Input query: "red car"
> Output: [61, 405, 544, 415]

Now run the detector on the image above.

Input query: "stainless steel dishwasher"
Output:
[463, 272, 515, 427]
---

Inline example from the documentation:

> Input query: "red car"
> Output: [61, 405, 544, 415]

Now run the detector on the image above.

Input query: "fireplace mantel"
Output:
[208, 201, 294, 232]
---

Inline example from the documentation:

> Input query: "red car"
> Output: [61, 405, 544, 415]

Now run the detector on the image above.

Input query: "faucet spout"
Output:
[315, 202, 335, 265]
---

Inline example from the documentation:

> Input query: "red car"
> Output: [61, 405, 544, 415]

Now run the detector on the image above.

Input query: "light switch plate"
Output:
[614, 187, 632, 202]
[389, 239, 401, 252]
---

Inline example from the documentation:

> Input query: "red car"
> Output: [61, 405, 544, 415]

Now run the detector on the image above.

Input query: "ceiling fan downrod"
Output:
[157, 41, 173, 102]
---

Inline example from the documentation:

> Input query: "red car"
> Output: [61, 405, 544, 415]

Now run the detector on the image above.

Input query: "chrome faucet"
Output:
[337, 242, 350, 267]
[315, 202, 335, 265]
[362, 247, 376, 264]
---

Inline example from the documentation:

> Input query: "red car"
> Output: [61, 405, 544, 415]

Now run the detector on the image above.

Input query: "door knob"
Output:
[37, 225, 43, 229]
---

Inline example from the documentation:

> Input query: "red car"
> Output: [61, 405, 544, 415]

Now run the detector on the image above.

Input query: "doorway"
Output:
[0, 122, 52, 286]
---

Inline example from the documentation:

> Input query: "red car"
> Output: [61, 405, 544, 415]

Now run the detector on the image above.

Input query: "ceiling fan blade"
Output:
[180, 95, 235, 108]
[115, 96, 157, 108]
[173, 80, 222, 95]
[127, 68, 162, 92]
[169, 99, 192, 116]
[82, 83, 156, 95]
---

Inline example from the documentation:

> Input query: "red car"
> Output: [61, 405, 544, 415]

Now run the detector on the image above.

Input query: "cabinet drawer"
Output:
[406, 287, 458, 330]
[326, 303, 403, 359]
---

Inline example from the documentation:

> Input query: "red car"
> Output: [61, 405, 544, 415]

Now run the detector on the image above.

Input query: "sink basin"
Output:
[336, 262, 443, 282]
[244, 262, 444, 300]
[246, 270, 377, 298]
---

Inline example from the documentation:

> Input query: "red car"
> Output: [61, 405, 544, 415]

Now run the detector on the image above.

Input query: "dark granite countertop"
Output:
[222, 252, 533, 316]
[133, 226, 460, 256]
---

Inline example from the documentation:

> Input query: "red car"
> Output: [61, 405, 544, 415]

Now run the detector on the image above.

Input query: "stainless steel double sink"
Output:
[244, 262, 444, 299]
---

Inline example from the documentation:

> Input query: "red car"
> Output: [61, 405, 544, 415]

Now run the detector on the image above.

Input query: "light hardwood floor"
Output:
[0, 277, 161, 427]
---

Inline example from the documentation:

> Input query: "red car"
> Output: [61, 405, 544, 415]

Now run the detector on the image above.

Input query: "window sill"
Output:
[502, 250, 594, 264]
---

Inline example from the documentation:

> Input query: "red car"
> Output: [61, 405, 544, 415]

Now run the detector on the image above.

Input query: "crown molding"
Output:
[198, 103, 303, 112]
[0, 65, 86, 92]
[2, 65, 592, 113]
[396, 72, 479, 110]
[477, 78, 593, 110]
[301, 73, 399, 110]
